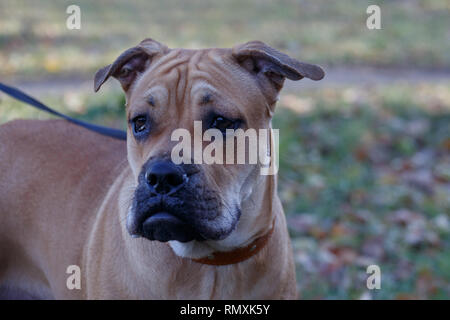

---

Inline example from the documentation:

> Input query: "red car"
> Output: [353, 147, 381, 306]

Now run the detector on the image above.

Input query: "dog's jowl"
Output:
[0, 38, 324, 299]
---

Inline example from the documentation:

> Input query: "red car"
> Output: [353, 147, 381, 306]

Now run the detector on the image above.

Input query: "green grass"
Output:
[274, 84, 450, 299]
[1, 0, 450, 77]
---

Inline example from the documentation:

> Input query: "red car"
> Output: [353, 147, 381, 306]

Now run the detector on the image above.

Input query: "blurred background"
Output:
[0, 0, 449, 299]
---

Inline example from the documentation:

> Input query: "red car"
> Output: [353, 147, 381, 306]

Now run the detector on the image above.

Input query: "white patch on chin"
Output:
[168, 189, 251, 259]
[169, 240, 216, 259]
[168, 224, 249, 260]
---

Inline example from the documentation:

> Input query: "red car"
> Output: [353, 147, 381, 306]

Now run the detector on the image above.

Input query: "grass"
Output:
[1, 0, 450, 77]
[274, 84, 450, 299]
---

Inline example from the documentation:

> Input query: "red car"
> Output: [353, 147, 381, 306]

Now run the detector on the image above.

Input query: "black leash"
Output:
[0, 81, 127, 140]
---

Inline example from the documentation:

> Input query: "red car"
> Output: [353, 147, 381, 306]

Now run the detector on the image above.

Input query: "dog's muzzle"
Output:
[126, 159, 236, 243]
[138, 161, 195, 242]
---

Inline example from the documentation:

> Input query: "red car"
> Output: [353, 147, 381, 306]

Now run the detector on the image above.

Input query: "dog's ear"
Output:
[232, 41, 324, 96]
[94, 38, 168, 92]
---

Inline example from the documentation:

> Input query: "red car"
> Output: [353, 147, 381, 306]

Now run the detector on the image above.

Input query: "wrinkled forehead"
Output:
[129, 48, 265, 110]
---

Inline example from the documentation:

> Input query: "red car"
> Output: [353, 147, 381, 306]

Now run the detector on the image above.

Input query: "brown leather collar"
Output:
[192, 220, 275, 266]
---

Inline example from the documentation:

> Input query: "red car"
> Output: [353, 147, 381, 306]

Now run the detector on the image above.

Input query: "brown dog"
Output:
[0, 39, 324, 299]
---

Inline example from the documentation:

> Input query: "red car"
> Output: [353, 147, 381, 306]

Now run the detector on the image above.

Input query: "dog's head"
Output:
[94, 39, 324, 258]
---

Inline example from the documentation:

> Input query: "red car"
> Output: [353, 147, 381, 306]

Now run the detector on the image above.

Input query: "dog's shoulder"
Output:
[0, 118, 128, 216]
[0, 118, 127, 184]
[0, 118, 126, 158]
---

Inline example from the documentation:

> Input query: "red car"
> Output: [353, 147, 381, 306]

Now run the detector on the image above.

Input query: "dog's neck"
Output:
[191, 218, 275, 265]
[167, 171, 277, 260]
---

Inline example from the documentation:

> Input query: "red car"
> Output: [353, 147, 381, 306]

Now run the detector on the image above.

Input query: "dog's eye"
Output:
[210, 116, 238, 134]
[119, 67, 131, 78]
[131, 115, 149, 136]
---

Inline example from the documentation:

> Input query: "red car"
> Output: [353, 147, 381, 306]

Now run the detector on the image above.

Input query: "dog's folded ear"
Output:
[232, 41, 324, 91]
[94, 38, 168, 92]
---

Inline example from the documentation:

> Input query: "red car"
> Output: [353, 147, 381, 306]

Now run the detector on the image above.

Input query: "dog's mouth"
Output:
[141, 211, 204, 242]
[127, 195, 210, 242]
[127, 160, 239, 243]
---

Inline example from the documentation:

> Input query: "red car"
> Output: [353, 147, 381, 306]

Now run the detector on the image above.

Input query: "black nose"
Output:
[145, 161, 187, 195]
